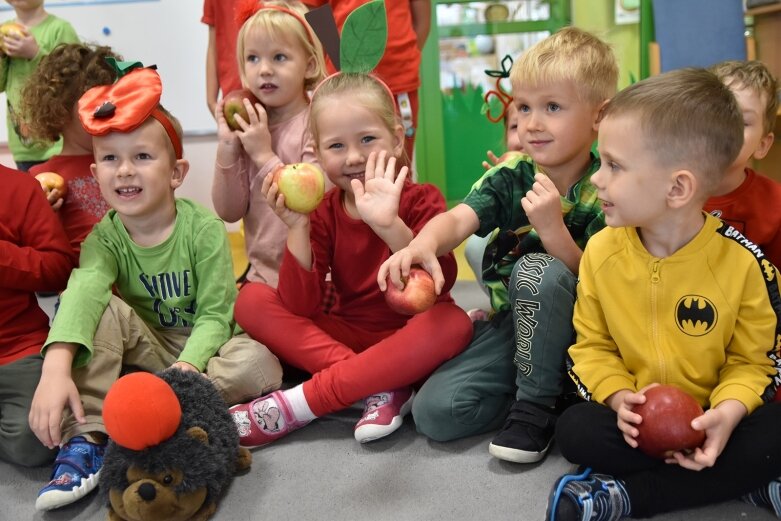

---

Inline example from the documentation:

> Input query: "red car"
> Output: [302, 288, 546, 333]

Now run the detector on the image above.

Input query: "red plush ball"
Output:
[103, 372, 182, 450]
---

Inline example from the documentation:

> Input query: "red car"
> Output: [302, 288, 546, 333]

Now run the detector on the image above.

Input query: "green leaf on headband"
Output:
[340, 0, 387, 74]
[105, 57, 145, 79]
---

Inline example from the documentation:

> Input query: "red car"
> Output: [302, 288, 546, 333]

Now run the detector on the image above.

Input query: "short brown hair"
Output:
[21, 43, 120, 143]
[710, 60, 779, 135]
[602, 68, 743, 192]
[510, 26, 618, 104]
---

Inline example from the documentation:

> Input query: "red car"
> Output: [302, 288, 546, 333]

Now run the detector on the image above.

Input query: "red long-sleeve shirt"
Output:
[278, 181, 457, 331]
[0, 166, 75, 365]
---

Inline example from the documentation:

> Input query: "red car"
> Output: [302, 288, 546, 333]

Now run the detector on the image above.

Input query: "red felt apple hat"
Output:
[103, 372, 182, 451]
[78, 59, 183, 159]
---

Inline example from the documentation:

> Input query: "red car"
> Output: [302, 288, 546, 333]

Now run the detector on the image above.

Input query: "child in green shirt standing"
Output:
[28, 63, 281, 512]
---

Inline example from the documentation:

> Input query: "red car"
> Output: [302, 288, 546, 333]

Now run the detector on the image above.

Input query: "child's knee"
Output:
[412, 389, 461, 442]
[235, 282, 277, 327]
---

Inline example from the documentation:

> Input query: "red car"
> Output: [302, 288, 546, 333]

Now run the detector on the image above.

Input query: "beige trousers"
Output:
[63, 296, 282, 440]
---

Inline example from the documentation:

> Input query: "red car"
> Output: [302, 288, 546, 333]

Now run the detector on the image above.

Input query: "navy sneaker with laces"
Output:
[35, 435, 106, 511]
[743, 478, 781, 517]
[545, 468, 632, 521]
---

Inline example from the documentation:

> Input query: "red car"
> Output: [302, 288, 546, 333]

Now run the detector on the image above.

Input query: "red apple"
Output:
[34, 172, 67, 198]
[223, 88, 260, 131]
[383, 266, 437, 315]
[632, 384, 705, 459]
[271, 162, 325, 214]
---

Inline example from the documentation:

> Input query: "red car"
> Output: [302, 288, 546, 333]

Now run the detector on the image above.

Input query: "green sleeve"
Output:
[176, 219, 237, 370]
[44, 226, 118, 367]
[0, 55, 8, 93]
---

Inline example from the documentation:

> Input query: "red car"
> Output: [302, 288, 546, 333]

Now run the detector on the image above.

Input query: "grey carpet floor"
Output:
[0, 283, 775, 521]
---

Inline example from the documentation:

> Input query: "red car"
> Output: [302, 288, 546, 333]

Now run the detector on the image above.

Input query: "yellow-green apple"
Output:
[271, 162, 325, 214]
[0, 22, 25, 52]
[383, 266, 437, 315]
[632, 384, 705, 459]
[222, 88, 260, 130]
[35, 172, 67, 198]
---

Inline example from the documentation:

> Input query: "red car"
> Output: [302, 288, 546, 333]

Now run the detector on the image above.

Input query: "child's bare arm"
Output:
[29, 342, 85, 448]
[522, 173, 584, 273]
[378, 203, 480, 294]
[205, 26, 219, 117]
[409, 0, 432, 49]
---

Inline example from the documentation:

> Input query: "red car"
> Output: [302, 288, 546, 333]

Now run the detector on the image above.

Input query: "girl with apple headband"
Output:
[211, 0, 327, 288]
[229, 0, 472, 447]
[21, 43, 120, 258]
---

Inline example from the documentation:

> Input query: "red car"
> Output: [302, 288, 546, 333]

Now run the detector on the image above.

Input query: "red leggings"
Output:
[235, 283, 472, 417]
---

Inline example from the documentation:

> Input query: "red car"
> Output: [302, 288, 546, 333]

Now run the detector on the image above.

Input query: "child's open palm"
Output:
[353, 151, 408, 229]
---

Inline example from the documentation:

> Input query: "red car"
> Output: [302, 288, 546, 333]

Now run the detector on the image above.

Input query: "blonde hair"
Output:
[309, 73, 407, 164]
[236, 0, 325, 91]
[602, 68, 743, 192]
[710, 60, 779, 135]
[511, 26, 618, 105]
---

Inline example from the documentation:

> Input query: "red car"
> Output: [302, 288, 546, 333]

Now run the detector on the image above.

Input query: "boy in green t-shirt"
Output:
[28, 64, 282, 512]
[379, 27, 618, 463]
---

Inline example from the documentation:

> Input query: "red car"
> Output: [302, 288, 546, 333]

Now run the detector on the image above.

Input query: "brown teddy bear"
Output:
[99, 370, 252, 521]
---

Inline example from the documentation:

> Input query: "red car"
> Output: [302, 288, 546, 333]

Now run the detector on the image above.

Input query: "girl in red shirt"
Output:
[231, 73, 472, 446]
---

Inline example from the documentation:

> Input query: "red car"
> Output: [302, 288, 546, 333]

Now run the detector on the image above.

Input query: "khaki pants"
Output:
[63, 296, 282, 440]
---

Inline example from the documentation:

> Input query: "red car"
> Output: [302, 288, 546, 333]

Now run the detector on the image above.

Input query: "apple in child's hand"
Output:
[271, 162, 325, 214]
[0, 21, 25, 52]
[222, 88, 260, 130]
[384, 266, 437, 315]
[34, 172, 67, 198]
[632, 384, 706, 459]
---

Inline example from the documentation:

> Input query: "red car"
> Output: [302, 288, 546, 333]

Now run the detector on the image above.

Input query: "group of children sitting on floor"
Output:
[2, 1, 781, 519]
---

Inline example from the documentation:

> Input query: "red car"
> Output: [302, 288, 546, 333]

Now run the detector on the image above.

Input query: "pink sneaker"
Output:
[354, 388, 415, 443]
[229, 390, 309, 448]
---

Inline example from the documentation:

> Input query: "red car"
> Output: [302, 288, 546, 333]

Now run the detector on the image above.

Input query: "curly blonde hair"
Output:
[21, 43, 121, 143]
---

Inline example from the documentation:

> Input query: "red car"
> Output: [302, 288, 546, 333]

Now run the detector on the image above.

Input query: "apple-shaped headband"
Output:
[103, 372, 182, 451]
[78, 59, 183, 159]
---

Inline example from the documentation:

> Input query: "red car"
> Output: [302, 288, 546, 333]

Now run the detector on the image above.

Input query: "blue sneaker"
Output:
[743, 478, 781, 517]
[545, 468, 631, 521]
[35, 436, 106, 511]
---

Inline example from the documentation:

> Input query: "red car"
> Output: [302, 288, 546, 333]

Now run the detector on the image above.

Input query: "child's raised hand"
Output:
[234, 99, 275, 168]
[354, 151, 408, 229]
[666, 399, 746, 471]
[521, 173, 563, 235]
[261, 167, 309, 230]
[482, 150, 501, 170]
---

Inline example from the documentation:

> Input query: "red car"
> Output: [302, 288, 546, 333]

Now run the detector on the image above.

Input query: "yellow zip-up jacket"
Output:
[568, 214, 781, 414]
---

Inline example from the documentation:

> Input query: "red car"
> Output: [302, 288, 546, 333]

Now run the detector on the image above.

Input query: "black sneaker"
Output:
[743, 478, 781, 517]
[488, 399, 557, 463]
[545, 468, 631, 521]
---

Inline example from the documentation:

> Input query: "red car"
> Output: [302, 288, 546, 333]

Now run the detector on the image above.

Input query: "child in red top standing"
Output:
[230, 72, 472, 446]
[22, 44, 118, 256]
[704, 60, 781, 267]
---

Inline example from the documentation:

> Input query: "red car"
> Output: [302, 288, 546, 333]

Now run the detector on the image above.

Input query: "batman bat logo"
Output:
[675, 295, 717, 336]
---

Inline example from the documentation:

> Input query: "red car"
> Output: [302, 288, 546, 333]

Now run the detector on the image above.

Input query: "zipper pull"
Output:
[651, 261, 660, 283]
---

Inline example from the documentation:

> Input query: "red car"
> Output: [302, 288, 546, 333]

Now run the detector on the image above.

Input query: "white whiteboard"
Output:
[0, 0, 216, 142]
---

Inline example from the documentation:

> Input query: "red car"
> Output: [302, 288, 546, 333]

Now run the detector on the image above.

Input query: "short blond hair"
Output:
[710, 60, 779, 135]
[236, 0, 325, 91]
[511, 26, 618, 104]
[603, 68, 743, 192]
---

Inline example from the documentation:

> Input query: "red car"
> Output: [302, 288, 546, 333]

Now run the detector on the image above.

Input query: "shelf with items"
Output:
[416, 0, 570, 206]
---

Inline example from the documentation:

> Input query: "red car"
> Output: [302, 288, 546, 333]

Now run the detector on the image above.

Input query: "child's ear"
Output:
[752, 131, 775, 160]
[391, 123, 405, 158]
[170, 159, 189, 189]
[667, 169, 697, 208]
[593, 99, 610, 131]
[90, 163, 98, 180]
[305, 55, 318, 83]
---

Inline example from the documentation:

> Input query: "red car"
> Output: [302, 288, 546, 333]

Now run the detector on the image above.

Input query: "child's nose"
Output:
[525, 111, 543, 131]
[345, 148, 364, 166]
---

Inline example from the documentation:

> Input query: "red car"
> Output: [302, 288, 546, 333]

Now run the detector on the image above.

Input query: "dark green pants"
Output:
[0, 355, 57, 466]
[413, 254, 577, 441]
